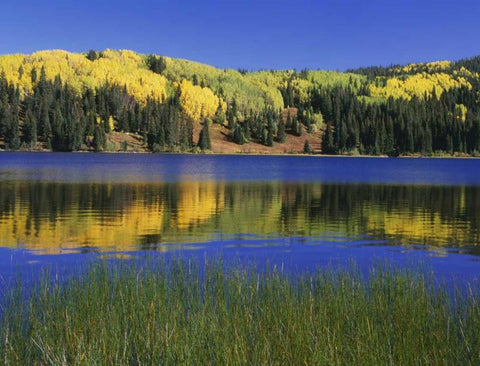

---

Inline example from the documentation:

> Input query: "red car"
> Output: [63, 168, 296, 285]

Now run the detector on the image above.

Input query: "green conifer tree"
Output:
[197, 119, 211, 151]
[276, 118, 286, 143]
[22, 109, 37, 147]
[93, 125, 106, 152]
[303, 140, 311, 154]
[233, 124, 246, 145]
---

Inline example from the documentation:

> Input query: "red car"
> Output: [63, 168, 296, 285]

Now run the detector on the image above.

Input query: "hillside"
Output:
[0, 49, 479, 155]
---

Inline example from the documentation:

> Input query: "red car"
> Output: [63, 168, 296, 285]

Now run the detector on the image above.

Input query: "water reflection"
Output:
[0, 181, 479, 255]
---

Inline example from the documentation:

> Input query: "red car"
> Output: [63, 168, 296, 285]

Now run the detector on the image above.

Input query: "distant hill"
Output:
[0, 49, 479, 155]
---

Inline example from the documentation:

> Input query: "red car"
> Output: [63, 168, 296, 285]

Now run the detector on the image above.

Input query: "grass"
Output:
[1, 258, 479, 365]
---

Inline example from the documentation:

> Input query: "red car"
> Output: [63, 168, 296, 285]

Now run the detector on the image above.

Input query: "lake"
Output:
[1, 152, 480, 285]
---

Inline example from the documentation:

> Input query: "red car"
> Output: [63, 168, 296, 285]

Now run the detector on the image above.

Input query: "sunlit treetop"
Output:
[307, 70, 366, 89]
[163, 58, 284, 116]
[398, 61, 452, 74]
[369, 72, 472, 100]
[0, 49, 169, 103]
[178, 79, 221, 121]
[0, 49, 479, 110]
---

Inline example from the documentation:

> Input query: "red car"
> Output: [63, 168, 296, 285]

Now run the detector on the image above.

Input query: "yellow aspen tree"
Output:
[178, 79, 220, 121]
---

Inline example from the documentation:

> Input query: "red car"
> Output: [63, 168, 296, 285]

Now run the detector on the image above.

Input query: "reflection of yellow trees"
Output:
[0, 182, 289, 254]
[0, 187, 165, 254]
[278, 184, 324, 234]
[0, 182, 477, 255]
[175, 182, 225, 229]
[0, 182, 229, 254]
[367, 209, 470, 247]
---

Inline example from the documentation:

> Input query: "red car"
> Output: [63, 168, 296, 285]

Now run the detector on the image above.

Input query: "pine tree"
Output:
[39, 97, 51, 140]
[266, 129, 274, 147]
[146, 54, 167, 74]
[283, 81, 294, 107]
[286, 110, 292, 129]
[51, 103, 65, 151]
[197, 119, 211, 151]
[186, 118, 194, 147]
[303, 140, 311, 154]
[323, 122, 335, 154]
[276, 118, 286, 143]
[5, 100, 20, 150]
[118, 106, 129, 132]
[232, 124, 246, 145]
[227, 98, 237, 129]
[292, 116, 302, 136]
[22, 109, 37, 147]
[86, 50, 99, 61]
[68, 108, 84, 151]
[93, 125, 106, 152]
[214, 100, 226, 125]
[0, 95, 8, 138]
[30, 68, 37, 84]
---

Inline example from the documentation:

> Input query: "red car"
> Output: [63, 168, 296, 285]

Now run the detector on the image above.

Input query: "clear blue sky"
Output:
[1, 0, 479, 71]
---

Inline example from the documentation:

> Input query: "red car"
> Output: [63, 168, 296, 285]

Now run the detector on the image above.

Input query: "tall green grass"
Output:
[1, 259, 479, 365]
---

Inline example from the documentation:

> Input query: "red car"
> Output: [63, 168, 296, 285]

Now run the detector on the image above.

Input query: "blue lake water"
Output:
[0, 152, 480, 286]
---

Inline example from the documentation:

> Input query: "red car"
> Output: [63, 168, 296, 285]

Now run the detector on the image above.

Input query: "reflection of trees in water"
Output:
[310, 185, 480, 248]
[0, 181, 479, 253]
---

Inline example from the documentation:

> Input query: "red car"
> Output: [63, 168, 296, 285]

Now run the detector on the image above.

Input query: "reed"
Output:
[1, 259, 479, 365]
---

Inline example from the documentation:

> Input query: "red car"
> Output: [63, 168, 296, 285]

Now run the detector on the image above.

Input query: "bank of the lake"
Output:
[1, 259, 479, 365]
[3, 148, 480, 159]
[2, 122, 480, 157]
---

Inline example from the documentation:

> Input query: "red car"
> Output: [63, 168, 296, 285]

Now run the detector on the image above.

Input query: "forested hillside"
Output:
[0, 49, 479, 155]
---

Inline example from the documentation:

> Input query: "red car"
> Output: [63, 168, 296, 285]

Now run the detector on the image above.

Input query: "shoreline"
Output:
[1, 149, 479, 159]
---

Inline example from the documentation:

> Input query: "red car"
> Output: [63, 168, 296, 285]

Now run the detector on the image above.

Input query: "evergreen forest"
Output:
[1, 49, 480, 155]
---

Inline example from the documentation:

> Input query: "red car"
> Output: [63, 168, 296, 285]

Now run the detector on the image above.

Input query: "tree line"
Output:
[312, 85, 480, 155]
[0, 68, 195, 152]
[1, 55, 480, 155]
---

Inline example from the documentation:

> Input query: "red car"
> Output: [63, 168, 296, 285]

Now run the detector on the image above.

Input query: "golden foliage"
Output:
[0, 49, 169, 103]
[369, 72, 472, 100]
[163, 58, 283, 117]
[243, 71, 285, 110]
[1, 48, 478, 113]
[108, 115, 115, 130]
[291, 78, 312, 105]
[398, 61, 452, 74]
[454, 104, 468, 122]
[178, 79, 220, 121]
[307, 70, 366, 88]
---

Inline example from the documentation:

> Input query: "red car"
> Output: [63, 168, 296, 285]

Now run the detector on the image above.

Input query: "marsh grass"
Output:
[1, 258, 479, 365]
